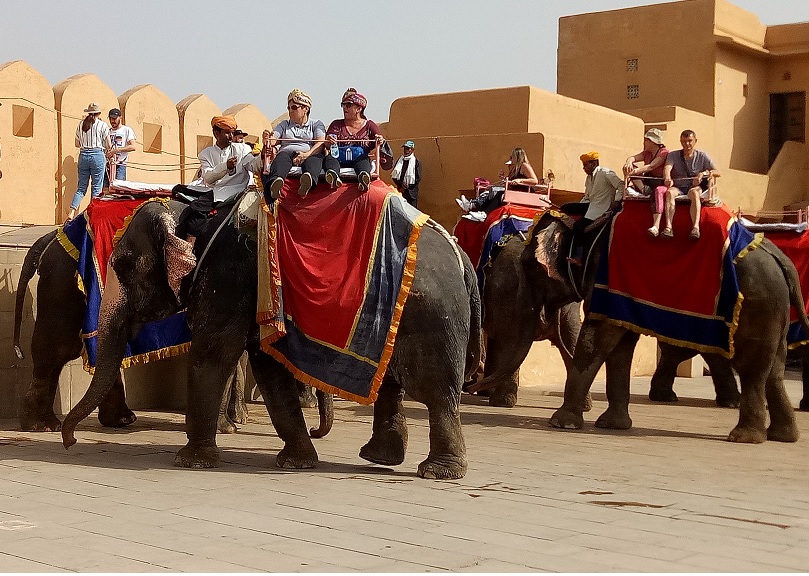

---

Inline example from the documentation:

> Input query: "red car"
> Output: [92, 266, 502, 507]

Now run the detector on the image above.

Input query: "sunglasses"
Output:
[288, 104, 305, 110]
[341, 102, 355, 108]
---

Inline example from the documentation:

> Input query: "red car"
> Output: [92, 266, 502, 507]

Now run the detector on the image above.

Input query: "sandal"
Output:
[661, 228, 674, 238]
[689, 227, 701, 239]
[647, 226, 659, 237]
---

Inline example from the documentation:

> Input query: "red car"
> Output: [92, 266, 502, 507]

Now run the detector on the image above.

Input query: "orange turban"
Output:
[579, 151, 599, 163]
[211, 115, 237, 130]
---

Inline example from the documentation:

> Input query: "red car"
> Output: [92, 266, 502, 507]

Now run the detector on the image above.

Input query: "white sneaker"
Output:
[468, 210, 487, 222]
[455, 195, 472, 212]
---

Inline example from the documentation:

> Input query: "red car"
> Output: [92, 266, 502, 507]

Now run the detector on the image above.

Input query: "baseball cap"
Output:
[108, 108, 121, 118]
[403, 140, 415, 149]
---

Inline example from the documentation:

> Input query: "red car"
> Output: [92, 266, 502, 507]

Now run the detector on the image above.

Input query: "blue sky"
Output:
[2, 0, 807, 124]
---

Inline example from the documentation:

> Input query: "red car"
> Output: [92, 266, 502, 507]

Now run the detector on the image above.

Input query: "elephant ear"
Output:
[534, 221, 565, 283]
[160, 213, 196, 299]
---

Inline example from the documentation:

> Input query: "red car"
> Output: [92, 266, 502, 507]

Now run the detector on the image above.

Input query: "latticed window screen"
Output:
[627, 58, 638, 72]
[627, 85, 640, 99]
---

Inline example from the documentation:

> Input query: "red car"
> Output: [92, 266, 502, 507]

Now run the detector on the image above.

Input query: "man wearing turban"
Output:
[175, 115, 263, 242]
[561, 151, 624, 265]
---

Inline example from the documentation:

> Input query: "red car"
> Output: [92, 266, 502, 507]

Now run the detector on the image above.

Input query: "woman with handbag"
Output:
[323, 88, 385, 192]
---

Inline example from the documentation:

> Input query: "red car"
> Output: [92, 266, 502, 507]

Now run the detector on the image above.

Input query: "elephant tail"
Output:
[763, 240, 809, 337]
[463, 254, 483, 382]
[14, 230, 58, 360]
[309, 390, 334, 438]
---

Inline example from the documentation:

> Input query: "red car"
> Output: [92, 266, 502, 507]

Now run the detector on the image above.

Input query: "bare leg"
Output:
[688, 187, 702, 233]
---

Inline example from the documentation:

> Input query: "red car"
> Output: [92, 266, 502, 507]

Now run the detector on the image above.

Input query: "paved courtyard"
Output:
[1, 373, 808, 572]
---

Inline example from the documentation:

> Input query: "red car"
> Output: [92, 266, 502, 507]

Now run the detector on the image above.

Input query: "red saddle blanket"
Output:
[454, 203, 544, 269]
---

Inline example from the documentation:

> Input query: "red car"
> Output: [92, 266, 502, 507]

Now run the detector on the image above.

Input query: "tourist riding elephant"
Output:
[13, 224, 248, 434]
[468, 235, 583, 408]
[480, 211, 808, 443]
[61, 197, 481, 479]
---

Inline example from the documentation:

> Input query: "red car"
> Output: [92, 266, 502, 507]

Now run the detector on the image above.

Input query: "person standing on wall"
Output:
[391, 140, 421, 208]
[103, 108, 137, 190]
[67, 103, 111, 222]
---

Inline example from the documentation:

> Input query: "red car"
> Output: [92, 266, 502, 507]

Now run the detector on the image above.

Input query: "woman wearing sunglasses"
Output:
[262, 88, 326, 199]
[322, 87, 385, 192]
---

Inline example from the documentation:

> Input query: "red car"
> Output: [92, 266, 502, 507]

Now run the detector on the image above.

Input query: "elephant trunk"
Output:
[62, 268, 130, 449]
[309, 390, 334, 438]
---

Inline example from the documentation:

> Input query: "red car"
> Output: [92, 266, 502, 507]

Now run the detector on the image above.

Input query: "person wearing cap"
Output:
[262, 89, 326, 200]
[391, 140, 421, 207]
[175, 115, 262, 242]
[562, 151, 624, 265]
[323, 87, 385, 192]
[661, 129, 720, 239]
[232, 128, 248, 144]
[103, 108, 137, 189]
[622, 128, 669, 236]
[66, 102, 112, 222]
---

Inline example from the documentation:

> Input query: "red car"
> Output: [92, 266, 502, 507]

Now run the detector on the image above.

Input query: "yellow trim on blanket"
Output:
[56, 226, 80, 261]
[81, 342, 191, 374]
[733, 231, 765, 263]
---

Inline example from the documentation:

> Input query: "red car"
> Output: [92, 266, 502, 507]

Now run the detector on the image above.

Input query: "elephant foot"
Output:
[488, 391, 516, 408]
[275, 439, 318, 469]
[594, 408, 632, 430]
[98, 406, 137, 428]
[175, 443, 221, 468]
[20, 413, 62, 432]
[549, 407, 584, 430]
[767, 423, 800, 443]
[418, 456, 467, 480]
[227, 400, 249, 425]
[359, 429, 407, 466]
[649, 387, 678, 403]
[715, 392, 741, 409]
[799, 398, 809, 412]
[217, 414, 238, 434]
[727, 425, 767, 444]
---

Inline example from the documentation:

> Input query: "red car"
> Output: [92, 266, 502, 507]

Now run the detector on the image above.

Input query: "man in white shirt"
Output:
[563, 151, 624, 265]
[176, 115, 261, 242]
[103, 108, 137, 190]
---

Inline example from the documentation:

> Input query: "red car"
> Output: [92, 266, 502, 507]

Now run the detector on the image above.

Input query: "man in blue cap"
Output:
[391, 139, 421, 208]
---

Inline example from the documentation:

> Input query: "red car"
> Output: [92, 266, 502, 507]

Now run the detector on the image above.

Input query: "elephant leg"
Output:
[217, 369, 238, 434]
[227, 352, 249, 424]
[20, 303, 84, 432]
[800, 357, 809, 412]
[728, 342, 774, 444]
[550, 321, 626, 430]
[702, 354, 740, 408]
[484, 338, 519, 408]
[248, 350, 317, 469]
[360, 373, 409, 466]
[97, 371, 137, 428]
[546, 304, 592, 411]
[419, 391, 467, 480]
[649, 342, 696, 402]
[594, 331, 638, 430]
[764, 339, 799, 442]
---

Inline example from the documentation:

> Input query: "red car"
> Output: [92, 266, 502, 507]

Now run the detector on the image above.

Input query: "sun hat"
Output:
[644, 128, 664, 145]
[83, 102, 102, 114]
[403, 140, 415, 149]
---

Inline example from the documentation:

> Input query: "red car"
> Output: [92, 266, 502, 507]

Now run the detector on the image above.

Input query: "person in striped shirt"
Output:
[66, 102, 112, 222]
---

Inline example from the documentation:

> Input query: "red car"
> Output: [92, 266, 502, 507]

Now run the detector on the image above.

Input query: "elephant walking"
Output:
[13, 225, 248, 434]
[61, 198, 480, 479]
[470, 235, 582, 408]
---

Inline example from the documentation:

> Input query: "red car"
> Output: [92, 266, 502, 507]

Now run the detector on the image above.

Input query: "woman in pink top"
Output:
[622, 128, 670, 236]
[323, 88, 385, 192]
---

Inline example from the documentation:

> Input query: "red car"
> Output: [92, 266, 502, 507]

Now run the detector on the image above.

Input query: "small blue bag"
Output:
[338, 145, 366, 166]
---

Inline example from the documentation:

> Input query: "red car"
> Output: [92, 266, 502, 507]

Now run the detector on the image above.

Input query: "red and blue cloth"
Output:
[589, 200, 757, 357]
[761, 230, 809, 347]
[454, 204, 543, 286]
[259, 180, 429, 404]
[57, 198, 191, 372]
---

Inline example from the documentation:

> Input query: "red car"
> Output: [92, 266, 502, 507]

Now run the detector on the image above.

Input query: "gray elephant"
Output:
[13, 225, 248, 434]
[61, 197, 481, 479]
[482, 211, 808, 443]
[467, 235, 582, 408]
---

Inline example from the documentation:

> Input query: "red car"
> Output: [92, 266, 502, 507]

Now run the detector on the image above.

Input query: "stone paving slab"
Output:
[1, 374, 807, 572]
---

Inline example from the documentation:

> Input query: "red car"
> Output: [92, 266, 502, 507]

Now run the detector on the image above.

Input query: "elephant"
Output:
[467, 235, 583, 408]
[12, 224, 249, 434]
[650, 342, 808, 412]
[61, 195, 481, 479]
[480, 211, 808, 443]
